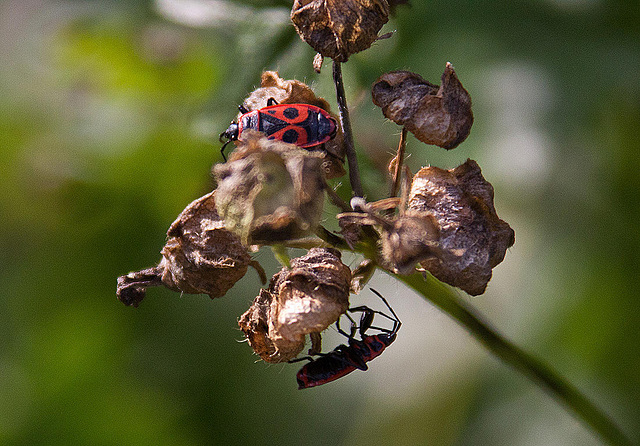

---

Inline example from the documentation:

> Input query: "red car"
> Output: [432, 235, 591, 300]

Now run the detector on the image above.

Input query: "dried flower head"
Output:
[213, 131, 326, 245]
[372, 63, 473, 149]
[117, 191, 266, 307]
[408, 159, 515, 295]
[238, 289, 306, 363]
[240, 71, 345, 179]
[269, 248, 352, 342]
[291, 0, 390, 62]
[238, 248, 351, 363]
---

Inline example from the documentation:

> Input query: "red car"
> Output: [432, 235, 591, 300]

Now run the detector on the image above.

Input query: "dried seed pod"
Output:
[269, 248, 351, 342]
[238, 289, 305, 363]
[116, 191, 266, 307]
[240, 71, 345, 179]
[380, 212, 441, 275]
[338, 199, 441, 274]
[214, 131, 326, 245]
[372, 63, 473, 149]
[408, 159, 515, 295]
[291, 0, 390, 62]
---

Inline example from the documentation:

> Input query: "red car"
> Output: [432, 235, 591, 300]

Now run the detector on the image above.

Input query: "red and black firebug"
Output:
[291, 289, 401, 390]
[219, 99, 338, 160]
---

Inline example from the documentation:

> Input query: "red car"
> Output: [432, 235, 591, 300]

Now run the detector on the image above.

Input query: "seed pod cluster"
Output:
[240, 71, 345, 179]
[116, 191, 266, 307]
[408, 160, 515, 295]
[239, 248, 352, 363]
[213, 131, 326, 245]
[291, 0, 390, 62]
[372, 63, 474, 149]
[116, 0, 517, 389]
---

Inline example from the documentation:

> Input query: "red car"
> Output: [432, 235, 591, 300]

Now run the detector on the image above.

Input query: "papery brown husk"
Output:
[409, 159, 515, 295]
[238, 248, 351, 363]
[372, 63, 473, 149]
[238, 289, 305, 363]
[291, 0, 389, 63]
[238, 71, 345, 179]
[380, 211, 441, 275]
[214, 131, 326, 245]
[117, 191, 265, 307]
[270, 248, 351, 342]
[337, 200, 441, 275]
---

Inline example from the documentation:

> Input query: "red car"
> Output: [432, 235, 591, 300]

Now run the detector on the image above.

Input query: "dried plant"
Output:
[115, 2, 630, 444]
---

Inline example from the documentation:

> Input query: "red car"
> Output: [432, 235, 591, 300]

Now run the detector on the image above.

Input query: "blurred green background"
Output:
[1, 0, 638, 444]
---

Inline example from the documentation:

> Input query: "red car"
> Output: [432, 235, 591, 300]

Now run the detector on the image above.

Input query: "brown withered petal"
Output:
[238, 289, 305, 363]
[214, 131, 326, 245]
[116, 191, 266, 307]
[408, 159, 515, 295]
[338, 200, 441, 274]
[291, 0, 389, 63]
[380, 211, 441, 275]
[372, 63, 473, 150]
[240, 71, 345, 179]
[269, 248, 351, 342]
[350, 259, 376, 294]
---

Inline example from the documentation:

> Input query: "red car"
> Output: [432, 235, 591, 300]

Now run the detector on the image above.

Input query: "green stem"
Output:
[332, 60, 364, 198]
[395, 271, 631, 446]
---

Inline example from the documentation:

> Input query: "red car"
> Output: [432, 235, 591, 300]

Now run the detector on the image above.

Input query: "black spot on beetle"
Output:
[284, 107, 299, 119]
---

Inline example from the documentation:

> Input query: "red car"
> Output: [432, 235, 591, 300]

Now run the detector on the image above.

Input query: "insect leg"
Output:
[219, 139, 232, 162]
[370, 289, 402, 334]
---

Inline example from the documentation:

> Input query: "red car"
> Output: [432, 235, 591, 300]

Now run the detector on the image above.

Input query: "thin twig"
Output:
[332, 61, 364, 198]
[389, 127, 408, 198]
[396, 271, 632, 446]
[322, 177, 352, 212]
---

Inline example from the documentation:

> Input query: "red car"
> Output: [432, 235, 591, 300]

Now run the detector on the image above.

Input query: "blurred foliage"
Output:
[0, 0, 638, 445]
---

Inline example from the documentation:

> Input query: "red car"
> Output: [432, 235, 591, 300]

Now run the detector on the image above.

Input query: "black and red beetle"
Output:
[292, 289, 401, 390]
[219, 98, 338, 160]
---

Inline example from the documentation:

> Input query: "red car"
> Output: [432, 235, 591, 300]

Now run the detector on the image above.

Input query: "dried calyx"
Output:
[408, 160, 515, 295]
[372, 63, 473, 150]
[213, 131, 326, 246]
[239, 248, 352, 363]
[291, 0, 390, 62]
[338, 159, 514, 295]
[116, 191, 266, 307]
[238, 289, 306, 363]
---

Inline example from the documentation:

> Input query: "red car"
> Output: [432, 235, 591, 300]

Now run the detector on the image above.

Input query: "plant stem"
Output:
[395, 271, 632, 446]
[332, 60, 364, 198]
[389, 127, 408, 198]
